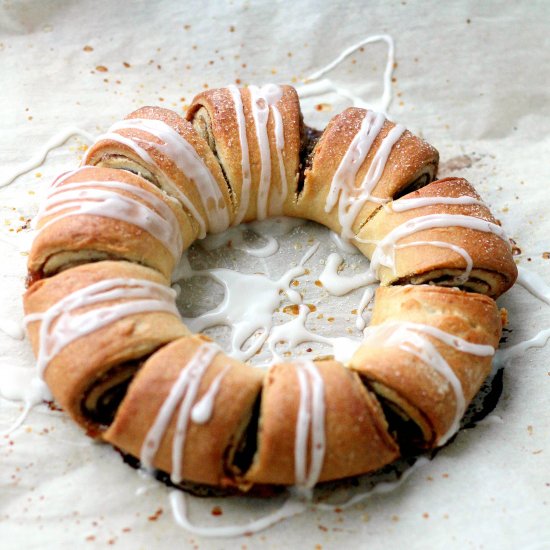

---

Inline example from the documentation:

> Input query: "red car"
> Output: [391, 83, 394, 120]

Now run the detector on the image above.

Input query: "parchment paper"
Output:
[1, 1, 549, 548]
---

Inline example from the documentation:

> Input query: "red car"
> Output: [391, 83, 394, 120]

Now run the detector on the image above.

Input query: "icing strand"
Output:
[395, 240, 474, 284]
[516, 266, 550, 307]
[190, 364, 231, 424]
[319, 253, 377, 296]
[389, 195, 485, 213]
[247, 84, 284, 220]
[356, 287, 375, 331]
[363, 213, 509, 277]
[0, 127, 94, 189]
[24, 278, 179, 378]
[494, 328, 550, 369]
[170, 490, 308, 538]
[140, 342, 220, 481]
[35, 180, 183, 260]
[305, 35, 396, 114]
[227, 85, 252, 225]
[325, 111, 405, 240]
[267, 304, 361, 366]
[293, 360, 326, 489]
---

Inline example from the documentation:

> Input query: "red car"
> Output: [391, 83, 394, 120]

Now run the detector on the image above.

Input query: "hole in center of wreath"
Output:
[171, 218, 375, 367]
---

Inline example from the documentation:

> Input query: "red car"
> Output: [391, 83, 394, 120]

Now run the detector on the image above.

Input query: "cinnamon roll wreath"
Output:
[23, 84, 516, 494]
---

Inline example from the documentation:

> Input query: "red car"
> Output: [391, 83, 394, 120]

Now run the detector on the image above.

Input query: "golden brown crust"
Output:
[187, 85, 303, 221]
[23, 261, 189, 434]
[244, 360, 399, 485]
[294, 107, 439, 233]
[27, 167, 195, 281]
[349, 285, 502, 447]
[83, 106, 234, 235]
[355, 178, 518, 298]
[103, 335, 263, 487]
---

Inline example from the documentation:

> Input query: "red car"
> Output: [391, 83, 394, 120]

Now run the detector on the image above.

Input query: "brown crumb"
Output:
[83, 45, 93, 52]
[148, 508, 163, 521]
[95, 65, 108, 72]
[123, 61, 131, 68]
[211, 506, 223, 516]
[543, 252, 550, 259]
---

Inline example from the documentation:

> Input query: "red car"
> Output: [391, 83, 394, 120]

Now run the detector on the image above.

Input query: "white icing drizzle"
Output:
[190, 364, 231, 424]
[84, 128, 204, 238]
[516, 266, 550, 307]
[329, 230, 359, 254]
[34, 179, 183, 260]
[293, 360, 326, 490]
[226, 84, 252, 225]
[363, 213, 509, 278]
[364, 321, 495, 445]
[315, 455, 430, 510]
[319, 252, 377, 296]
[94, 118, 231, 235]
[24, 278, 179, 378]
[170, 490, 308, 538]
[325, 110, 405, 240]
[180, 244, 318, 362]
[140, 342, 221, 481]
[299, 34, 396, 115]
[200, 217, 305, 258]
[356, 287, 375, 331]
[247, 84, 285, 220]
[494, 328, 550, 369]
[0, 366, 52, 436]
[0, 127, 94, 189]
[389, 195, 485, 213]
[395, 240, 474, 285]
[267, 304, 361, 365]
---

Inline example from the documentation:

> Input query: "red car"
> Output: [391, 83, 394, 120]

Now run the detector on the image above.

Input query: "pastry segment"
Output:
[28, 166, 194, 281]
[23, 261, 188, 435]
[355, 177, 518, 298]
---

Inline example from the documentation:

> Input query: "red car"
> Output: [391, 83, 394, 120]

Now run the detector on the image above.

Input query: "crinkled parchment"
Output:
[1, 2, 549, 549]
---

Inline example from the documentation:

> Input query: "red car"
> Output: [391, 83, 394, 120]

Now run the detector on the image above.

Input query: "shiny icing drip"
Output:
[0, 127, 95, 189]
[325, 110, 406, 240]
[227, 85, 252, 225]
[179, 244, 319, 362]
[319, 252, 377, 296]
[34, 179, 183, 260]
[516, 266, 550, 307]
[293, 360, 326, 490]
[364, 213, 509, 277]
[106, 118, 230, 234]
[247, 84, 285, 220]
[140, 342, 221, 482]
[190, 364, 231, 424]
[388, 195, 485, 213]
[24, 278, 179, 378]
[199, 217, 304, 259]
[363, 321, 495, 445]
[267, 304, 361, 366]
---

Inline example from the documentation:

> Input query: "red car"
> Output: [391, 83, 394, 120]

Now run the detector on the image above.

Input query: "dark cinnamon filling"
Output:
[297, 124, 323, 195]
[81, 362, 140, 427]
[230, 395, 261, 475]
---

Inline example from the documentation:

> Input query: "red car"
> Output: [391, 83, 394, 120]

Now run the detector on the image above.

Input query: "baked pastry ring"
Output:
[22, 84, 517, 491]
